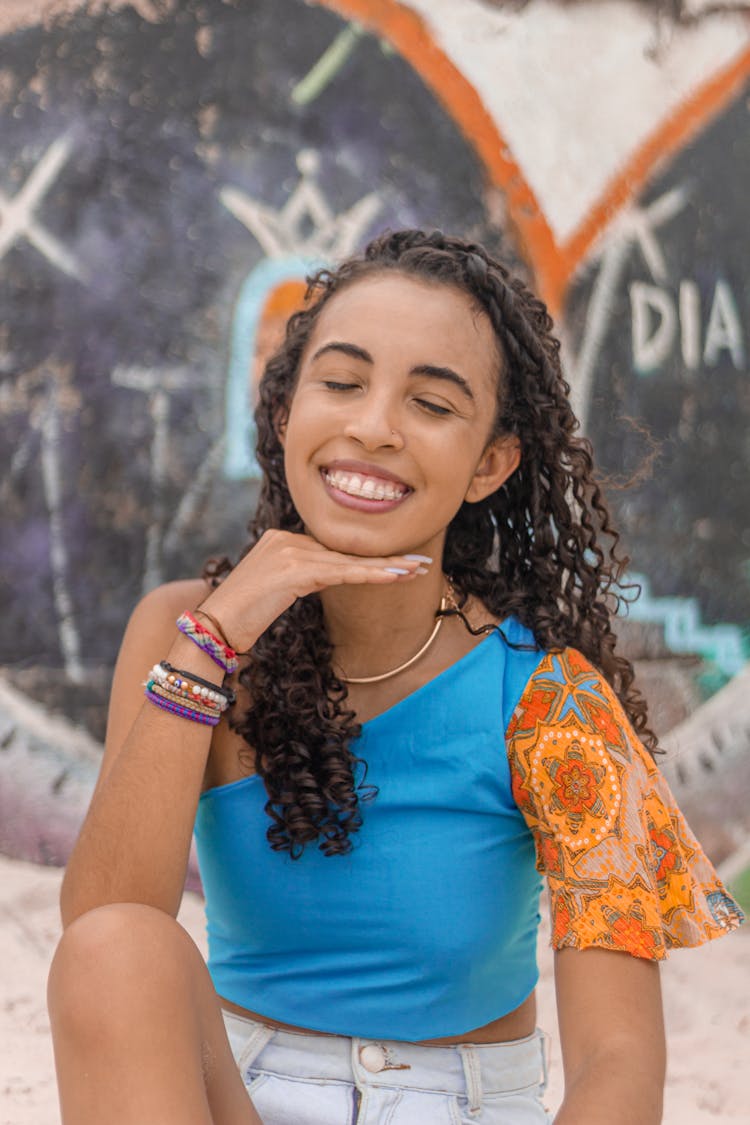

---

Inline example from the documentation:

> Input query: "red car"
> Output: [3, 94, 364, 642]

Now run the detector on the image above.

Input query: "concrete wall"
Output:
[1, 0, 748, 865]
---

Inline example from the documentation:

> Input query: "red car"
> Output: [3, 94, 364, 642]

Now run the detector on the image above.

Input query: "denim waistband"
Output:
[222, 1010, 549, 1111]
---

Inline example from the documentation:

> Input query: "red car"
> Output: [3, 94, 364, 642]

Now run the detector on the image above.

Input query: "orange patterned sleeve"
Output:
[506, 649, 744, 959]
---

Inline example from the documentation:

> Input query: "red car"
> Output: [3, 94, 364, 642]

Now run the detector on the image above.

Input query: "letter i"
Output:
[679, 281, 701, 371]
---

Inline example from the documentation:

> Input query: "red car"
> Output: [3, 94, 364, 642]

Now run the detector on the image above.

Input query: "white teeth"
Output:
[325, 470, 406, 501]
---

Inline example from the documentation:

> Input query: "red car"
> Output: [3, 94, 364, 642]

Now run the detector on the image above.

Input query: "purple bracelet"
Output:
[144, 686, 221, 726]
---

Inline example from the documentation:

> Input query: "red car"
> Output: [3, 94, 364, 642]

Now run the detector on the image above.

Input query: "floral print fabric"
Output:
[506, 649, 744, 958]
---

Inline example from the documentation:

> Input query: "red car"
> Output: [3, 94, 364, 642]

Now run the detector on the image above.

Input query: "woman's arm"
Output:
[60, 578, 218, 926]
[60, 531, 425, 928]
[553, 947, 666, 1124]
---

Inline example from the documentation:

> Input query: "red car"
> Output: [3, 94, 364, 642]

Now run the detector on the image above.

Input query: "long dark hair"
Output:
[206, 229, 655, 857]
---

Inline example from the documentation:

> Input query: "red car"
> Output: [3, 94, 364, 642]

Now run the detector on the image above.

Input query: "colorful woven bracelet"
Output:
[176, 611, 238, 674]
[144, 686, 221, 726]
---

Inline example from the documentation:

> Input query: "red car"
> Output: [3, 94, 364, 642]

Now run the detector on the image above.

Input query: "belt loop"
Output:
[458, 1043, 482, 1115]
[235, 1021, 275, 1072]
[539, 1029, 550, 1093]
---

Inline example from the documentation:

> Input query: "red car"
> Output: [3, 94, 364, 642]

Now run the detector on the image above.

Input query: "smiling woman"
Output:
[47, 229, 742, 1125]
[280, 273, 519, 562]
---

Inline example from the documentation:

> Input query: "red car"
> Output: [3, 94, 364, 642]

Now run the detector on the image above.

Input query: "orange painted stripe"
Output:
[313, 0, 562, 313]
[315, 2, 749, 316]
[559, 44, 750, 287]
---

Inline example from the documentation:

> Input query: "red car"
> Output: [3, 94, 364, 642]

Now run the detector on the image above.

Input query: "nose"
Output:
[342, 391, 404, 451]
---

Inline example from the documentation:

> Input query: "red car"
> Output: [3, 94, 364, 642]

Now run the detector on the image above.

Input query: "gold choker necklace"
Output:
[339, 585, 456, 685]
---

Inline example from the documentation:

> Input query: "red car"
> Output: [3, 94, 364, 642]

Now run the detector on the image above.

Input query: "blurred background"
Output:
[0, 1, 748, 1121]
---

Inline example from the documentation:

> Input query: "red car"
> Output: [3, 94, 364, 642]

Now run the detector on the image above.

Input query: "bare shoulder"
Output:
[125, 577, 212, 646]
[95, 577, 218, 788]
[135, 576, 212, 617]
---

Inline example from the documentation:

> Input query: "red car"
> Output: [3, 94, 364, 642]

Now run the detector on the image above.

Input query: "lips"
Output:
[320, 462, 412, 512]
[323, 470, 407, 501]
[321, 460, 412, 502]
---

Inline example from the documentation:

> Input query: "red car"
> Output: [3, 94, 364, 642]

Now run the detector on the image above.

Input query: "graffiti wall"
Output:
[1, 0, 748, 866]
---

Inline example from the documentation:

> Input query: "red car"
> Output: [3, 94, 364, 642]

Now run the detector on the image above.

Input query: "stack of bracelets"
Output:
[143, 609, 239, 726]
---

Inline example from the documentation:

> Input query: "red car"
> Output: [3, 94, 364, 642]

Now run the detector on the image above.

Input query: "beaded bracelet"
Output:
[160, 660, 235, 702]
[143, 660, 235, 726]
[149, 661, 235, 710]
[147, 676, 222, 716]
[176, 611, 238, 674]
[147, 680, 223, 719]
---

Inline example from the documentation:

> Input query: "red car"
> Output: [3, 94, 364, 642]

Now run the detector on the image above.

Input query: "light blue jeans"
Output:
[222, 1010, 553, 1124]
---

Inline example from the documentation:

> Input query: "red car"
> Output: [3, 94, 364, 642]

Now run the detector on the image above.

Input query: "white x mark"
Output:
[0, 134, 87, 282]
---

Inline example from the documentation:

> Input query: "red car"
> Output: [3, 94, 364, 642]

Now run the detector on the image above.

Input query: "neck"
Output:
[320, 566, 447, 681]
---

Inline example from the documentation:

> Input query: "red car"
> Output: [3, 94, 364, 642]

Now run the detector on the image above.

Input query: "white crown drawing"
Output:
[219, 149, 381, 259]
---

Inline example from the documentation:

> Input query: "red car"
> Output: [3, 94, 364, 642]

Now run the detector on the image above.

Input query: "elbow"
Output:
[59, 868, 86, 931]
[59, 868, 182, 931]
[58, 864, 114, 931]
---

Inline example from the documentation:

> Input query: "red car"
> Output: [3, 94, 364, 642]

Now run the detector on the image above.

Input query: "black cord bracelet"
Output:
[159, 661, 237, 705]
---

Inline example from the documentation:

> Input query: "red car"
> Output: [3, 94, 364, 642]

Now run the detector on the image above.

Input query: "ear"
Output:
[274, 405, 289, 447]
[464, 434, 521, 503]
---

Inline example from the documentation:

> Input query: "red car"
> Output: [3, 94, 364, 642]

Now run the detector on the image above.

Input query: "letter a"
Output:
[704, 280, 745, 369]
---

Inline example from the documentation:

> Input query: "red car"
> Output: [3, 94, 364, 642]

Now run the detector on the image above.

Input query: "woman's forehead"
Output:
[304, 272, 501, 385]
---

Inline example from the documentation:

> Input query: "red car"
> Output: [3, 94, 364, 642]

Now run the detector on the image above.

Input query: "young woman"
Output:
[48, 229, 743, 1124]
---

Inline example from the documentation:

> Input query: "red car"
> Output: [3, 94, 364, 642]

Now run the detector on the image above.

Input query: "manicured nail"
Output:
[384, 567, 410, 575]
[415, 566, 429, 575]
[404, 554, 433, 563]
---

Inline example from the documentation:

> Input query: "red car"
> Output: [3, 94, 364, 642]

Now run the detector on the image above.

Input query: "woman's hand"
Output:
[195, 529, 428, 652]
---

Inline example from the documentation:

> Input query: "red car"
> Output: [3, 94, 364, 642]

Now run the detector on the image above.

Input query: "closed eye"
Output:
[323, 380, 358, 392]
[416, 398, 453, 416]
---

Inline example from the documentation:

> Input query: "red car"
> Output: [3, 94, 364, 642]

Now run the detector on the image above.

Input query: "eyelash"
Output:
[322, 381, 453, 417]
[417, 399, 451, 416]
[323, 381, 357, 392]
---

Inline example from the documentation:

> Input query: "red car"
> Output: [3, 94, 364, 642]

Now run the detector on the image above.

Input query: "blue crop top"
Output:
[194, 617, 745, 1037]
[194, 618, 545, 1041]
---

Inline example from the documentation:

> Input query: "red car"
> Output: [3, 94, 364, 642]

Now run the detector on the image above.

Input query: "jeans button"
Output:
[360, 1044, 387, 1073]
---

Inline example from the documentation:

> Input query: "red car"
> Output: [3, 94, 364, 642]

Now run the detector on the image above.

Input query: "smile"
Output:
[322, 468, 410, 502]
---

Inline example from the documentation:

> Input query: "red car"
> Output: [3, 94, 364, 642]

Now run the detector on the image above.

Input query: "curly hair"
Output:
[206, 228, 655, 857]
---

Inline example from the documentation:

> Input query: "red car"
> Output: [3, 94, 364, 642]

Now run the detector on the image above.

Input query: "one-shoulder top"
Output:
[193, 617, 743, 1041]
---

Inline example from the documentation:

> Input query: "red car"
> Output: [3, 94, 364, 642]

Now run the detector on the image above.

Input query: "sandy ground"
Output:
[1, 854, 747, 1124]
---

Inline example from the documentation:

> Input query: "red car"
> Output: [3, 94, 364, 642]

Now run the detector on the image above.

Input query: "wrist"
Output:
[193, 602, 261, 657]
[192, 604, 241, 653]
[165, 633, 231, 680]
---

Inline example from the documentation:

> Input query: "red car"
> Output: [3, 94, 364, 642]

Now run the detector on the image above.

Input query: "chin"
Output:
[310, 527, 390, 558]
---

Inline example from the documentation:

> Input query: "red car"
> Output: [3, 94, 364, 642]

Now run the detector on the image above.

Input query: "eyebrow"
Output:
[310, 341, 475, 402]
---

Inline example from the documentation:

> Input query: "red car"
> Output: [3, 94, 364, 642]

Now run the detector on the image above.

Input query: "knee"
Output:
[48, 903, 198, 1033]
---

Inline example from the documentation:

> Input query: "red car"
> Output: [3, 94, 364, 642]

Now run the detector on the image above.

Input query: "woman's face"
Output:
[280, 272, 520, 560]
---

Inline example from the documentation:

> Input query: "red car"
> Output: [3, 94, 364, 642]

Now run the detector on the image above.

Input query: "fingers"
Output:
[292, 534, 434, 574]
[305, 553, 434, 593]
[265, 532, 433, 575]
[317, 554, 431, 581]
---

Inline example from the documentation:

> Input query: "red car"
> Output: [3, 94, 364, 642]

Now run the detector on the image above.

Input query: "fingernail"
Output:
[384, 567, 410, 575]
[404, 554, 433, 563]
[415, 566, 429, 575]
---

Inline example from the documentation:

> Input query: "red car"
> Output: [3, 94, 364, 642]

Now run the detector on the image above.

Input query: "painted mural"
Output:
[0, 0, 518, 728]
[0, 0, 748, 869]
